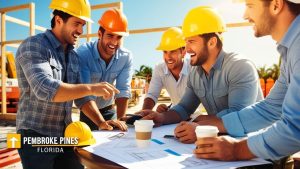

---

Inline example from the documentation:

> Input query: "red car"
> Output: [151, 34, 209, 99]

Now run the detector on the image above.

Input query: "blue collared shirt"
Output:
[171, 50, 263, 119]
[146, 59, 190, 105]
[75, 40, 133, 109]
[222, 15, 300, 160]
[16, 30, 84, 137]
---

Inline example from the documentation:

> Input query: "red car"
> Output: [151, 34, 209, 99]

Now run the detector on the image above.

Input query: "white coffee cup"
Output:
[134, 120, 154, 148]
[195, 125, 219, 139]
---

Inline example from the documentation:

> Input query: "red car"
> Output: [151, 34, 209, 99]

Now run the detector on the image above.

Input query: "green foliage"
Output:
[134, 65, 153, 82]
[257, 64, 280, 81]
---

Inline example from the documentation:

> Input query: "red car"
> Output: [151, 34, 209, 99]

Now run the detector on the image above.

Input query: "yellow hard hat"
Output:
[65, 121, 96, 146]
[49, 0, 93, 23]
[182, 6, 226, 38]
[156, 27, 186, 51]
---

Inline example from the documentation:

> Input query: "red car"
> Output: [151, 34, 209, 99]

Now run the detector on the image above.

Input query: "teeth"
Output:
[108, 45, 115, 49]
[73, 34, 79, 38]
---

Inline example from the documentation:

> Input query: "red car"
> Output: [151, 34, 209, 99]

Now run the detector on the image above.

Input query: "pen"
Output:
[167, 103, 172, 110]
[164, 135, 176, 139]
[189, 113, 201, 122]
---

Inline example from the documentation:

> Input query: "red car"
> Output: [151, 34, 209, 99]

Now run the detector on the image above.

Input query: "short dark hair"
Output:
[199, 33, 223, 49]
[51, 10, 72, 28]
[285, 0, 300, 16]
[98, 26, 105, 34]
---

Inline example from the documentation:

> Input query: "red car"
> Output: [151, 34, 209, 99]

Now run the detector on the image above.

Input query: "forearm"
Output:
[81, 100, 105, 127]
[162, 110, 182, 125]
[142, 97, 155, 110]
[53, 83, 92, 102]
[115, 97, 129, 119]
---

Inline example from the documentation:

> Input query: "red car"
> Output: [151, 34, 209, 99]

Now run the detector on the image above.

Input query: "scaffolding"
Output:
[0, 2, 251, 120]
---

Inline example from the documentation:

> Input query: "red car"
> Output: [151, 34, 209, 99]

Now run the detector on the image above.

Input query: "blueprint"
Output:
[84, 124, 271, 169]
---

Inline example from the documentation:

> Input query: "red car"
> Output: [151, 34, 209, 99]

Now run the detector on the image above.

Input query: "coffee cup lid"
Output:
[195, 125, 219, 133]
[134, 120, 154, 126]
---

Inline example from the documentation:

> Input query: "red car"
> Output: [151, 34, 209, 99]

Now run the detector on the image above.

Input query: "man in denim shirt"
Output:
[76, 8, 133, 130]
[193, 0, 300, 162]
[138, 7, 263, 143]
[15, 1, 126, 169]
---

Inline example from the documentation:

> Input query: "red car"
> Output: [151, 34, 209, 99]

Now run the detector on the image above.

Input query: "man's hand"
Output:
[135, 110, 164, 127]
[99, 120, 127, 131]
[174, 121, 198, 144]
[193, 136, 239, 161]
[91, 82, 120, 100]
[156, 104, 168, 113]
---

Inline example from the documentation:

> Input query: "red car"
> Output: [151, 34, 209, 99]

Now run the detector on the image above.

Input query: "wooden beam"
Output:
[0, 4, 30, 13]
[1, 13, 7, 114]
[227, 22, 252, 27]
[0, 113, 16, 121]
[0, 40, 23, 46]
[7, 44, 20, 48]
[91, 2, 121, 10]
[29, 3, 35, 36]
[6, 16, 46, 32]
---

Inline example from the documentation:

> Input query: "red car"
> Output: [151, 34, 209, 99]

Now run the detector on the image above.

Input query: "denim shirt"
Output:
[222, 15, 300, 160]
[171, 50, 263, 119]
[16, 30, 83, 137]
[75, 40, 133, 109]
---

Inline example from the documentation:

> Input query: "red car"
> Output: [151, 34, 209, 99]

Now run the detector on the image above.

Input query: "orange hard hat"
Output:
[98, 8, 129, 36]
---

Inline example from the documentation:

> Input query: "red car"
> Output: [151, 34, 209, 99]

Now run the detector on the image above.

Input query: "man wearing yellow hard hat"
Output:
[139, 27, 190, 113]
[75, 9, 132, 131]
[194, 0, 300, 162]
[138, 6, 262, 142]
[15, 0, 121, 168]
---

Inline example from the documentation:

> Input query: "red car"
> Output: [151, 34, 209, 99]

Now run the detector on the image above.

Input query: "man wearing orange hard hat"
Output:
[76, 8, 133, 130]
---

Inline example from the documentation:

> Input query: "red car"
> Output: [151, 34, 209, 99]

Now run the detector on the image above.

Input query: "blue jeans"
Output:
[80, 106, 116, 130]
[17, 129, 84, 169]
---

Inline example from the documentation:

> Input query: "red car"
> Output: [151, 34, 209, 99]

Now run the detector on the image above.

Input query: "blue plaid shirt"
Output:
[16, 30, 86, 137]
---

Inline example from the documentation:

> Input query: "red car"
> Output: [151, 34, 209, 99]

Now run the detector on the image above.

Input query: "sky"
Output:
[0, 0, 280, 71]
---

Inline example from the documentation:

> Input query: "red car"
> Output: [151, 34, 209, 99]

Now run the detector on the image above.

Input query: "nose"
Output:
[77, 26, 83, 35]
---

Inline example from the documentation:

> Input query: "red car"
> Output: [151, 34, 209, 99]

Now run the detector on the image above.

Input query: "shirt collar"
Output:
[277, 15, 300, 61]
[163, 59, 189, 76]
[45, 29, 74, 51]
[278, 15, 300, 49]
[212, 49, 225, 71]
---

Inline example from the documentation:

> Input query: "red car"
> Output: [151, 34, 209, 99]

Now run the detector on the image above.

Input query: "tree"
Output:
[134, 65, 152, 82]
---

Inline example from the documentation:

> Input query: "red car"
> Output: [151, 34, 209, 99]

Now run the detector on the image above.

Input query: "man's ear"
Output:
[98, 29, 103, 39]
[270, 0, 284, 15]
[207, 37, 217, 49]
[55, 15, 63, 26]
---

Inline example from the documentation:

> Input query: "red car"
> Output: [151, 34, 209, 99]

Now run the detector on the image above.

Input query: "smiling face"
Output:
[59, 16, 86, 45]
[185, 35, 209, 66]
[163, 48, 185, 71]
[98, 28, 123, 57]
[244, 0, 276, 37]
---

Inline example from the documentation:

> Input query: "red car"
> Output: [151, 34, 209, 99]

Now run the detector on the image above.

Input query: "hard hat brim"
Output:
[112, 31, 129, 36]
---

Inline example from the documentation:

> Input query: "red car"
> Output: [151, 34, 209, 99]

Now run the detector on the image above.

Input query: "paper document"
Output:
[84, 124, 271, 169]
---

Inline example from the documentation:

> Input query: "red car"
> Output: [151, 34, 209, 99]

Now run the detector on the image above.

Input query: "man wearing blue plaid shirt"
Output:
[15, 0, 127, 169]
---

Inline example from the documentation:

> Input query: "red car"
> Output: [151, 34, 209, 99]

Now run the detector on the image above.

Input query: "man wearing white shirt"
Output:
[142, 27, 190, 113]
